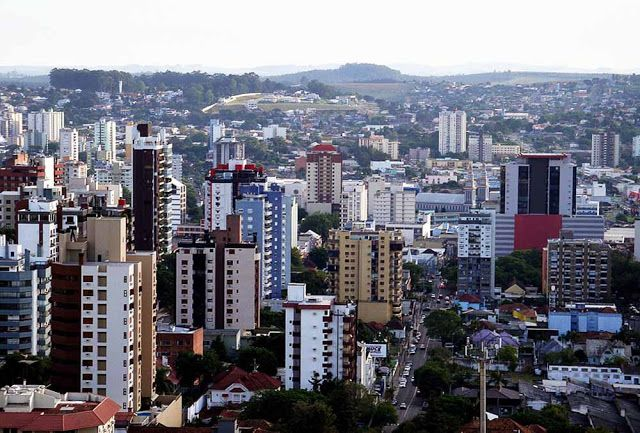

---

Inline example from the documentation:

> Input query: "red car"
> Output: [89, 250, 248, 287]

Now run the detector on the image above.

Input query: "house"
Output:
[503, 283, 526, 300]
[456, 294, 482, 311]
[460, 418, 547, 433]
[548, 308, 622, 336]
[471, 329, 519, 353]
[207, 367, 281, 407]
[498, 303, 537, 322]
[454, 387, 524, 416]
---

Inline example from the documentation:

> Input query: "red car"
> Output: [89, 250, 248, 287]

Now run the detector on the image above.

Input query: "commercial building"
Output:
[0, 385, 120, 433]
[500, 153, 576, 217]
[202, 160, 265, 231]
[549, 307, 622, 336]
[306, 143, 342, 214]
[59, 128, 79, 161]
[93, 119, 117, 161]
[457, 211, 496, 300]
[340, 180, 368, 227]
[543, 237, 611, 306]
[438, 110, 467, 155]
[175, 215, 260, 332]
[327, 229, 404, 323]
[132, 123, 172, 255]
[358, 134, 399, 160]
[591, 132, 620, 168]
[468, 132, 493, 162]
[0, 153, 45, 193]
[284, 283, 356, 390]
[27, 108, 64, 145]
[492, 144, 521, 159]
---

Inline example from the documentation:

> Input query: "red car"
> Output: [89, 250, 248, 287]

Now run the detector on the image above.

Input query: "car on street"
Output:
[399, 381, 407, 388]
[409, 348, 416, 355]
[399, 403, 407, 409]
[419, 344, 426, 350]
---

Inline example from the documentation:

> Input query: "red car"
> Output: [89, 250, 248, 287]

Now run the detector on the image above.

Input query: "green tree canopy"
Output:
[424, 309, 464, 346]
[308, 247, 329, 269]
[300, 213, 340, 240]
[495, 249, 542, 289]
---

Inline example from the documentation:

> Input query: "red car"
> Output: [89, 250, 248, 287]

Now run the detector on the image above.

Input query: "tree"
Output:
[299, 213, 340, 240]
[155, 367, 176, 394]
[496, 346, 518, 371]
[0, 354, 51, 386]
[291, 269, 328, 295]
[424, 310, 464, 346]
[611, 250, 640, 301]
[291, 247, 304, 272]
[260, 307, 285, 329]
[308, 247, 329, 269]
[237, 347, 278, 375]
[414, 360, 451, 398]
[495, 250, 542, 289]
[241, 389, 326, 425]
[544, 348, 577, 365]
[512, 405, 583, 433]
[403, 262, 424, 290]
[156, 253, 176, 313]
[394, 395, 474, 433]
[284, 401, 337, 433]
[370, 401, 398, 427]
[174, 350, 222, 387]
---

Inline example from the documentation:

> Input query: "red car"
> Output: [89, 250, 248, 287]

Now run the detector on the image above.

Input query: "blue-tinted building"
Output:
[237, 183, 296, 299]
[549, 309, 622, 336]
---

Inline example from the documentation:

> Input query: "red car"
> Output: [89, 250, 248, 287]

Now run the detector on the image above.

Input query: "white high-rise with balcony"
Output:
[340, 180, 368, 227]
[438, 110, 467, 155]
[59, 128, 79, 161]
[94, 119, 117, 161]
[27, 108, 64, 142]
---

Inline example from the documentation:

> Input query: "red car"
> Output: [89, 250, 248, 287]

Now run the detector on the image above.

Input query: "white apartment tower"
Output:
[27, 109, 64, 142]
[340, 180, 368, 227]
[170, 178, 187, 232]
[59, 128, 79, 161]
[0, 107, 23, 146]
[438, 110, 467, 155]
[372, 185, 417, 225]
[94, 119, 117, 161]
[284, 283, 356, 390]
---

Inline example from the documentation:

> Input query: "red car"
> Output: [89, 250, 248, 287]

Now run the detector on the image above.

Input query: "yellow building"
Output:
[327, 229, 404, 323]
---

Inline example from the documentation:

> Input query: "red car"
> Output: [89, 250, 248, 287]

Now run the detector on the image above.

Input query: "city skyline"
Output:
[2, 0, 640, 74]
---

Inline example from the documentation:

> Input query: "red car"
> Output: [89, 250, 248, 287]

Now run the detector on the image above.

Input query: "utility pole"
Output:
[479, 348, 487, 433]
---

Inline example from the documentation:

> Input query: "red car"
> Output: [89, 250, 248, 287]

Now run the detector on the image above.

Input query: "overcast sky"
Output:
[2, 0, 639, 74]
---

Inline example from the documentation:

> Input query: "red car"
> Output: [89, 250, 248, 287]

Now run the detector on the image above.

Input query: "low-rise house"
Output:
[0, 384, 120, 433]
[456, 294, 482, 311]
[454, 387, 523, 417]
[548, 365, 640, 385]
[208, 366, 281, 407]
[460, 418, 546, 433]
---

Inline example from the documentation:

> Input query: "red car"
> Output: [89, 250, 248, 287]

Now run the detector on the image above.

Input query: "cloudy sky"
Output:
[2, 0, 639, 74]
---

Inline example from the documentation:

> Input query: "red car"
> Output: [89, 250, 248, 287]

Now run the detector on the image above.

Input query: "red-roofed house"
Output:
[0, 384, 120, 433]
[207, 367, 281, 407]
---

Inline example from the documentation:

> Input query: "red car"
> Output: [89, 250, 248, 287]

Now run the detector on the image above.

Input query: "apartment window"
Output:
[98, 374, 106, 385]
[98, 360, 106, 371]
[98, 332, 107, 343]
[82, 360, 93, 367]
[82, 373, 92, 380]
[83, 289, 94, 297]
[98, 318, 107, 329]
[82, 331, 93, 338]
[97, 276, 107, 286]
[123, 275, 128, 283]
[82, 346, 93, 353]
[83, 275, 94, 283]
[83, 303, 93, 310]
[98, 304, 107, 314]
[98, 346, 107, 356]
[97, 388, 106, 396]
[82, 318, 93, 325]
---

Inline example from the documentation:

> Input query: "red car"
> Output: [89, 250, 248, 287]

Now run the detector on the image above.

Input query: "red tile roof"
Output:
[211, 366, 281, 392]
[458, 294, 481, 303]
[310, 143, 337, 152]
[0, 397, 120, 431]
[460, 418, 547, 433]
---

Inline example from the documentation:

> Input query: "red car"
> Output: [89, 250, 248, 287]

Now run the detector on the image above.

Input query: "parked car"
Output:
[399, 403, 407, 409]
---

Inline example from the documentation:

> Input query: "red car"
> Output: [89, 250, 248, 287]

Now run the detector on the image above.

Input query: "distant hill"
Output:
[270, 63, 610, 87]
[271, 63, 404, 84]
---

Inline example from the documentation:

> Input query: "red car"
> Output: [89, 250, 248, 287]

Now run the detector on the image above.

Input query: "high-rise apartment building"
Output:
[543, 237, 611, 307]
[438, 110, 467, 155]
[306, 143, 342, 214]
[0, 106, 23, 147]
[59, 128, 79, 161]
[327, 229, 404, 323]
[202, 160, 265, 231]
[371, 185, 416, 225]
[172, 154, 183, 181]
[358, 134, 399, 160]
[27, 108, 64, 143]
[457, 211, 495, 300]
[237, 183, 296, 299]
[176, 215, 260, 332]
[591, 132, 620, 168]
[132, 123, 172, 255]
[50, 214, 156, 411]
[94, 119, 117, 161]
[208, 136, 246, 166]
[340, 180, 368, 227]
[500, 153, 576, 216]
[208, 119, 225, 147]
[170, 178, 187, 233]
[284, 283, 356, 390]
[468, 132, 493, 163]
